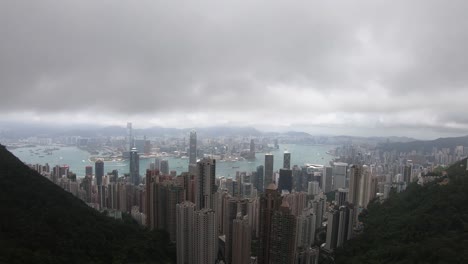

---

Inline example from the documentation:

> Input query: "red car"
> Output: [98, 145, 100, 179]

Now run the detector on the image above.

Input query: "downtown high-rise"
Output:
[264, 153, 274, 187]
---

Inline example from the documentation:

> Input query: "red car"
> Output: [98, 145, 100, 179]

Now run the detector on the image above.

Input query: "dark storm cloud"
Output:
[1, 0, 468, 134]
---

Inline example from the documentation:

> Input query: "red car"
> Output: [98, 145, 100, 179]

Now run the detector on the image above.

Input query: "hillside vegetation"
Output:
[334, 158, 468, 263]
[0, 145, 175, 264]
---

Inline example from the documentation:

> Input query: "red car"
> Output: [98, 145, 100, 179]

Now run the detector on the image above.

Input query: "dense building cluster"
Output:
[25, 131, 468, 264]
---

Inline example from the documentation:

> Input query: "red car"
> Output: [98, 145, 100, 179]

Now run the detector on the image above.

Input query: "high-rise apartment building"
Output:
[269, 200, 297, 264]
[335, 188, 349, 206]
[232, 214, 252, 264]
[324, 209, 339, 251]
[176, 201, 196, 264]
[223, 196, 238, 263]
[348, 165, 362, 206]
[196, 158, 216, 210]
[194, 208, 218, 264]
[295, 208, 316, 250]
[258, 183, 282, 264]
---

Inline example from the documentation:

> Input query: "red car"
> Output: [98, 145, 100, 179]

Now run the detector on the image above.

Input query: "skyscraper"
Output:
[278, 168, 293, 193]
[256, 165, 264, 192]
[129, 147, 140, 185]
[322, 166, 333, 193]
[95, 160, 104, 186]
[264, 154, 274, 186]
[258, 183, 282, 264]
[295, 208, 316, 251]
[160, 159, 169, 175]
[85, 165, 93, 177]
[348, 164, 361, 205]
[336, 205, 354, 247]
[189, 130, 197, 165]
[332, 162, 348, 190]
[154, 158, 161, 171]
[95, 160, 105, 209]
[126, 122, 133, 152]
[269, 200, 297, 264]
[308, 181, 320, 196]
[196, 158, 216, 210]
[146, 170, 158, 230]
[335, 188, 349, 206]
[194, 208, 218, 264]
[249, 139, 256, 159]
[324, 209, 339, 251]
[166, 184, 185, 242]
[283, 151, 291, 169]
[223, 196, 238, 263]
[232, 214, 252, 264]
[176, 201, 196, 264]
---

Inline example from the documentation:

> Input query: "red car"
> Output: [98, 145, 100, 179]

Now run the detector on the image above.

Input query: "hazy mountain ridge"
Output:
[0, 122, 418, 144]
[378, 135, 468, 153]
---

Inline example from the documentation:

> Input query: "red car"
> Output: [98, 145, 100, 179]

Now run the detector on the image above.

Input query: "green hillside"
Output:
[0, 145, 176, 264]
[334, 158, 468, 264]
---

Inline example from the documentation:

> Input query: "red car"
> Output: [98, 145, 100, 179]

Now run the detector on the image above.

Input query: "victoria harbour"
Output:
[10, 144, 335, 178]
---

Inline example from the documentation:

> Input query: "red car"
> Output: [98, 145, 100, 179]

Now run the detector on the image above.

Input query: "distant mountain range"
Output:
[378, 135, 468, 153]
[0, 122, 419, 144]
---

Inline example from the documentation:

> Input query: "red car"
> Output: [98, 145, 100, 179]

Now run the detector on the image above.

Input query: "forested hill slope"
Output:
[0, 145, 175, 264]
[334, 158, 468, 264]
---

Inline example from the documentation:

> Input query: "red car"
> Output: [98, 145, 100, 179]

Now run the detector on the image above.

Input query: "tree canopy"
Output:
[334, 158, 468, 263]
[0, 145, 176, 263]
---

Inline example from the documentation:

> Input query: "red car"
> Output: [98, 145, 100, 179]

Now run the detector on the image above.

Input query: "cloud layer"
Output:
[1, 0, 468, 137]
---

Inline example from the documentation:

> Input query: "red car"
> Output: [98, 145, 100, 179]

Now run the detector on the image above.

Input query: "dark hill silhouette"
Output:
[334, 158, 468, 263]
[0, 145, 175, 263]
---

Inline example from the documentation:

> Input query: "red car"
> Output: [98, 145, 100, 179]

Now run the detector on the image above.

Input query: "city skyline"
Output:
[1, 1, 468, 139]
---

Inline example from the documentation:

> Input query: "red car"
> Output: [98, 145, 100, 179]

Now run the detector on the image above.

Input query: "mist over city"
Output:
[1, 1, 468, 264]
[1, 1, 468, 138]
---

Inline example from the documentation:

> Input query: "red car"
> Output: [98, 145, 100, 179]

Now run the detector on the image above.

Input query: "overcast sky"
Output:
[1, 0, 468, 139]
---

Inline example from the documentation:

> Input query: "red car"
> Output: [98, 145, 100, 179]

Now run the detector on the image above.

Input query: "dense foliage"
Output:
[0, 145, 176, 264]
[334, 158, 468, 263]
